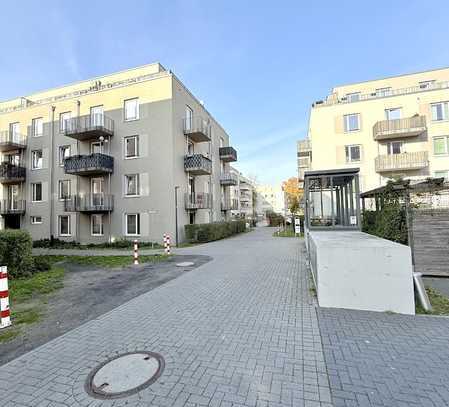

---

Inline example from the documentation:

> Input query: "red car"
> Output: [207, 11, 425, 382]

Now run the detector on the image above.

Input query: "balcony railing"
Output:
[61, 114, 114, 141]
[184, 154, 212, 175]
[0, 162, 26, 183]
[240, 192, 252, 201]
[219, 146, 237, 162]
[64, 153, 114, 176]
[183, 116, 211, 142]
[64, 194, 114, 213]
[297, 139, 312, 152]
[220, 172, 238, 186]
[221, 198, 238, 211]
[0, 131, 27, 152]
[185, 193, 212, 210]
[0, 199, 26, 215]
[373, 115, 427, 140]
[375, 151, 429, 173]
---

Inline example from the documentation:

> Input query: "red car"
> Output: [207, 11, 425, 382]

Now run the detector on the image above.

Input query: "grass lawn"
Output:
[273, 229, 302, 237]
[416, 287, 449, 315]
[37, 254, 169, 268]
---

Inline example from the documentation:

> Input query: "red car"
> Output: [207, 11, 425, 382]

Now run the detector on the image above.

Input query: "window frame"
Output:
[59, 215, 71, 237]
[434, 170, 449, 180]
[124, 98, 139, 121]
[124, 135, 139, 159]
[376, 87, 392, 97]
[32, 117, 43, 137]
[30, 216, 42, 225]
[59, 112, 72, 132]
[31, 149, 43, 170]
[31, 182, 43, 202]
[343, 113, 360, 132]
[346, 92, 360, 102]
[431, 102, 449, 122]
[125, 213, 141, 236]
[58, 180, 71, 201]
[59, 145, 71, 166]
[125, 174, 140, 197]
[385, 107, 402, 121]
[345, 145, 361, 163]
[433, 136, 449, 156]
[91, 214, 104, 236]
[387, 141, 403, 155]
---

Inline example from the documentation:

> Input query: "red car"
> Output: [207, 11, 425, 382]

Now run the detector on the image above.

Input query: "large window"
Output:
[385, 108, 402, 121]
[59, 145, 71, 165]
[387, 141, 403, 155]
[185, 105, 193, 130]
[376, 87, 392, 97]
[344, 113, 360, 132]
[431, 102, 449, 122]
[32, 183, 42, 202]
[32, 118, 43, 137]
[346, 92, 360, 102]
[59, 112, 72, 132]
[31, 150, 43, 169]
[91, 214, 104, 236]
[125, 174, 139, 196]
[9, 122, 20, 143]
[58, 180, 71, 200]
[59, 215, 71, 236]
[433, 136, 449, 155]
[124, 135, 139, 158]
[124, 98, 139, 121]
[345, 145, 361, 162]
[126, 213, 140, 236]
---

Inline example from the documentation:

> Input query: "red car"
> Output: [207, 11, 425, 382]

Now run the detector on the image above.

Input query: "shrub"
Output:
[266, 211, 284, 227]
[32, 256, 52, 273]
[185, 220, 246, 243]
[0, 230, 34, 278]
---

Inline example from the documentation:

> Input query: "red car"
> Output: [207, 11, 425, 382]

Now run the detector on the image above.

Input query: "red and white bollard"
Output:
[133, 240, 139, 265]
[164, 234, 171, 255]
[0, 266, 11, 329]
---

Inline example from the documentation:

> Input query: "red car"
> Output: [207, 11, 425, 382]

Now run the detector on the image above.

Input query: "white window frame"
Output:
[434, 170, 449, 180]
[346, 92, 360, 102]
[419, 80, 436, 89]
[31, 183, 42, 202]
[59, 215, 71, 237]
[58, 180, 71, 201]
[91, 214, 104, 236]
[344, 113, 360, 132]
[387, 141, 403, 155]
[125, 174, 140, 197]
[31, 150, 43, 170]
[431, 102, 449, 122]
[30, 216, 42, 225]
[125, 213, 140, 236]
[59, 145, 71, 166]
[433, 136, 449, 156]
[124, 98, 139, 121]
[59, 112, 72, 132]
[345, 145, 361, 163]
[376, 87, 392, 97]
[385, 107, 402, 121]
[32, 117, 43, 137]
[124, 135, 139, 159]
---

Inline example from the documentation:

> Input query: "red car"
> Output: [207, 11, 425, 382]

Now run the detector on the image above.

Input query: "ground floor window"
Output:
[59, 215, 71, 236]
[91, 214, 104, 236]
[30, 216, 42, 224]
[125, 213, 140, 235]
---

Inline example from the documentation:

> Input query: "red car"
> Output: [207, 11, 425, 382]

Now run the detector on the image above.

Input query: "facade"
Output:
[255, 184, 285, 216]
[302, 67, 449, 192]
[0, 63, 238, 243]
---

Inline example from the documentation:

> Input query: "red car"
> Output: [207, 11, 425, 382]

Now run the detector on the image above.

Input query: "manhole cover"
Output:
[176, 262, 194, 267]
[85, 351, 164, 399]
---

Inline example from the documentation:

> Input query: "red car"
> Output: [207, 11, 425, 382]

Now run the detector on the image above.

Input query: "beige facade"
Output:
[255, 184, 285, 216]
[0, 63, 238, 243]
[302, 67, 449, 192]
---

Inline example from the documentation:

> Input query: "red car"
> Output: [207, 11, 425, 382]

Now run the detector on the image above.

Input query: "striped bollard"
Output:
[133, 240, 139, 265]
[166, 234, 171, 255]
[0, 266, 11, 329]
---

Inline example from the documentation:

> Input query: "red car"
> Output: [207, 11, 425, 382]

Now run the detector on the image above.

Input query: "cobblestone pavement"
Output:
[1, 228, 332, 407]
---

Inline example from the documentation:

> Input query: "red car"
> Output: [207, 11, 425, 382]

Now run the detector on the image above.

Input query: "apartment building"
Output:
[255, 184, 285, 216]
[300, 67, 449, 192]
[0, 63, 238, 243]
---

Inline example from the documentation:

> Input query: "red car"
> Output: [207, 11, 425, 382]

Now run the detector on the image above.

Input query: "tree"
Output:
[282, 177, 303, 214]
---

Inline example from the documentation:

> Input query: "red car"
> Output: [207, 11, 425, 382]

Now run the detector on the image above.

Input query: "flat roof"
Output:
[304, 168, 360, 178]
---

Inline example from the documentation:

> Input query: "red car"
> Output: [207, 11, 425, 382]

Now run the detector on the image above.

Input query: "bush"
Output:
[32, 256, 52, 273]
[0, 230, 34, 278]
[266, 211, 284, 227]
[185, 220, 246, 243]
[362, 206, 407, 245]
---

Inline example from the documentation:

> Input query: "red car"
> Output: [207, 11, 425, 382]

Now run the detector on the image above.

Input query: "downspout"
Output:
[49, 106, 56, 243]
[76, 100, 80, 242]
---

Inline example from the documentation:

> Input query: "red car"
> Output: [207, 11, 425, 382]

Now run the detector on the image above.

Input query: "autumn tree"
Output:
[282, 177, 303, 214]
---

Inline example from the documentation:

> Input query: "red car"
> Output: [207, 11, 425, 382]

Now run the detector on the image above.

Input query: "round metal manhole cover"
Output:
[85, 351, 164, 399]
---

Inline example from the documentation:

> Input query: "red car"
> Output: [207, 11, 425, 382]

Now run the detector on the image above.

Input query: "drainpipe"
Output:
[76, 100, 80, 242]
[49, 106, 56, 243]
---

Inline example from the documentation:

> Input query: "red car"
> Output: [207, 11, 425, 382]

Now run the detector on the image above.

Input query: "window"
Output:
[124, 135, 139, 158]
[91, 141, 102, 154]
[124, 98, 139, 121]
[387, 141, 403, 155]
[59, 112, 71, 132]
[90, 105, 104, 126]
[185, 105, 193, 130]
[344, 113, 360, 132]
[32, 118, 43, 137]
[59, 145, 71, 165]
[431, 102, 449, 121]
[345, 145, 361, 162]
[346, 92, 360, 102]
[385, 108, 402, 121]
[9, 123, 20, 143]
[59, 215, 71, 236]
[434, 170, 449, 180]
[126, 213, 140, 235]
[125, 174, 139, 196]
[31, 150, 43, 169]
[32, 183, 42, 202]
[187, 141, 194, 155]
[433, 136, 449, 155]
[58, 180, 71, 200]
[419, 80, 435, 89]
[30, 216, 42, 224]
[91, 214, 104, 236]
[376, 87, 392, 97]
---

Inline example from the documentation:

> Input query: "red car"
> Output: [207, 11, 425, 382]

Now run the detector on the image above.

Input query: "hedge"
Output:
[185, 220, 246, 243]
[0, 230, 35, 278]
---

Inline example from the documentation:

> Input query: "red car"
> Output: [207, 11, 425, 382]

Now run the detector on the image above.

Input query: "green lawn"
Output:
[37, 254, 169, 268]
[416, 287, 449, 315]
[273, 229, 302, 237]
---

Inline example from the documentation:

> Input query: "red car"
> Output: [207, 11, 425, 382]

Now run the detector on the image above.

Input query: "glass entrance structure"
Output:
[304, 168, 361, 230]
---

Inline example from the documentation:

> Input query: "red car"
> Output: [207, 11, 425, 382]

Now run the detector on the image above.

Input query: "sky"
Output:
[1, 1, 449, 186]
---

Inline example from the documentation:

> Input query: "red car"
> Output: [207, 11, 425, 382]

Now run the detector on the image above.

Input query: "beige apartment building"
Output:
[299, 67, 449, 192]
[255, 184, 285, 216]
[0, 63, 238, 244]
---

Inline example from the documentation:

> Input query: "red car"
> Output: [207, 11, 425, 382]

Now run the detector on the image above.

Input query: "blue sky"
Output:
[1, 1, 449, 186]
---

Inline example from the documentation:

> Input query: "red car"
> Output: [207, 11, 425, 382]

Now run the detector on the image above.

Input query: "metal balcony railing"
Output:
[219, 146, 237, 162]
[0, 199, 26, 215]
[373, 115, 427, 140]
[64, 153, 114, 176]
[185, 193, 212, 210]
[375, 151, 429, 172]
[62, 114, 114, 140]
[0, 162, 26, 183]
[221, 198, 238, 211]
[183, 116, 211, 142]
[0, 131, 27, 152]
[184, 154, 212, 175]
[64, 194, 114, 213]
[220, 172, 238, 186]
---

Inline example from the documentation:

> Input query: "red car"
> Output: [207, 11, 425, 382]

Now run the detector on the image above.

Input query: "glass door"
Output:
[9, 123, 20, 143]
[91, 178, 104, 206]
[8, 185, 19, 210]
[90, 106, 104, 127]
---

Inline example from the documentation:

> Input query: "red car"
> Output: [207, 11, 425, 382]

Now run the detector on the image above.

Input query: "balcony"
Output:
[220, 172, 238, 186]
[64, 153, 114, 176]
[184, 154, 212, 175]
[221, 198, 238, 211]
[240, 192, 252, 202]
[62, 114, 114, 141]
[0, 162, 26, 184]
[64, 194, 114, 213]
[0, 200, 26, 215]
[297, 139, 312, 153]
[375, 151, 429, 173]
[183, 116, 211, 142]
[373, 115, 427, 141]
[0, 131, 27, 152]
[219, 146, 237, 162]
[185, 193, 212, 210]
